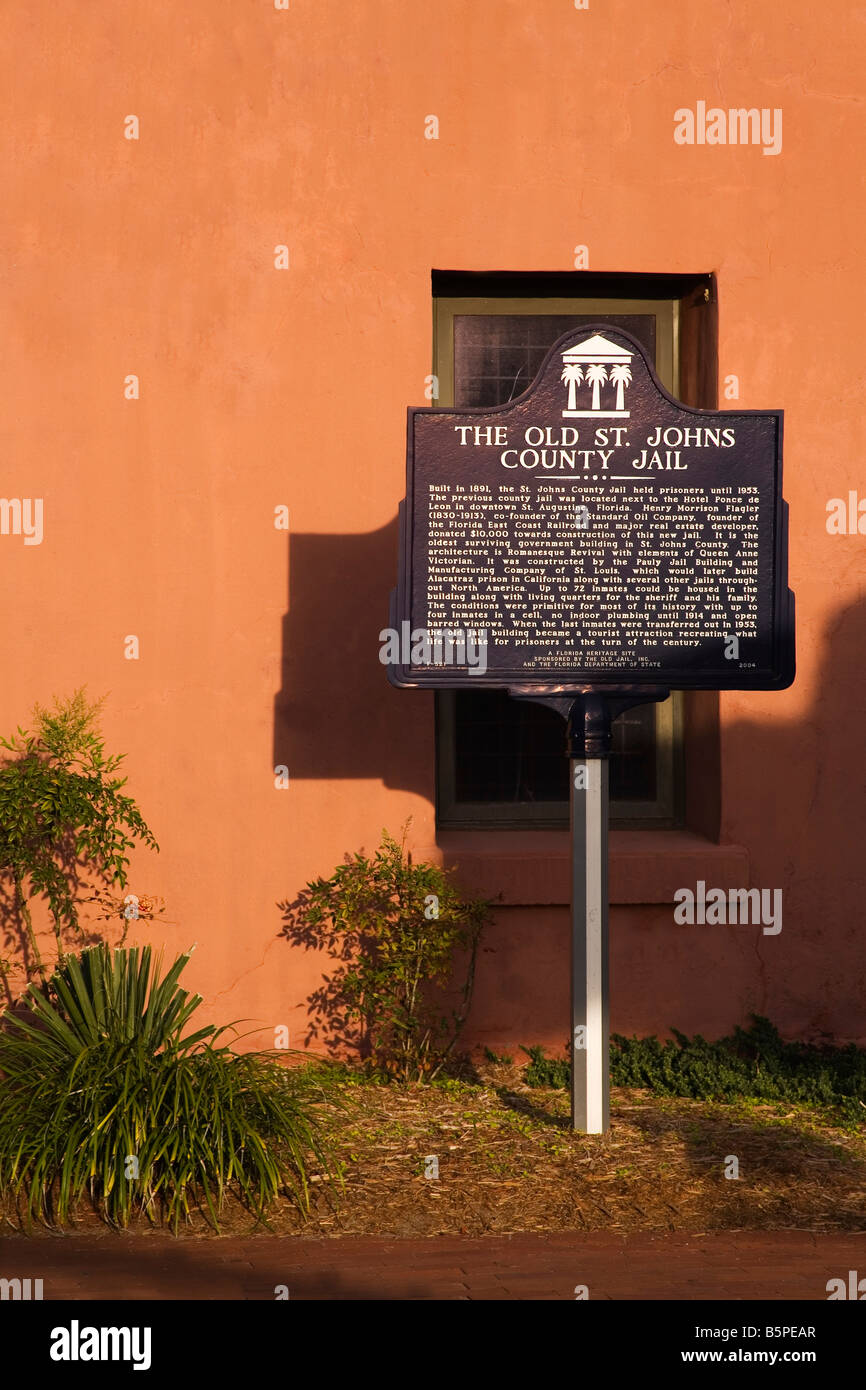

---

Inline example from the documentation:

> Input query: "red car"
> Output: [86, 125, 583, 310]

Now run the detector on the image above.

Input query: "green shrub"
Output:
[0, 689, 157, 986]
[0, 944, 332, 1230]
[280, 824, 491, 1082]
[520, 1017, 866, 1123]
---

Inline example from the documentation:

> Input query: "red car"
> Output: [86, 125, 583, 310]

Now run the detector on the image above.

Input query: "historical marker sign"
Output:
[389, 324, 794, 690]
[388, 321, 795, 1135]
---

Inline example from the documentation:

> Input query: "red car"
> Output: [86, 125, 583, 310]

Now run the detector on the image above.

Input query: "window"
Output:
[432, 281, 696, 830]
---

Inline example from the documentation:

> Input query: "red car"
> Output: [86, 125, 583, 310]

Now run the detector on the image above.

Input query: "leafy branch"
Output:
[280, 823, 491, 1082]
[0, 689, 158, 992]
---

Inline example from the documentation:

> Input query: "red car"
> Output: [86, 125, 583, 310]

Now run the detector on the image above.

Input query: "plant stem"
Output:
[15, 874, 46, 979]
[50, 910, 66, 966]
[0, 955, 12, 1008]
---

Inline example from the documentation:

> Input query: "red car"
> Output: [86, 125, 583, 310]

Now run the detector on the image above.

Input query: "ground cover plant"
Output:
[523, 1017, 866, 1126]
[0, 943, 333, 1231]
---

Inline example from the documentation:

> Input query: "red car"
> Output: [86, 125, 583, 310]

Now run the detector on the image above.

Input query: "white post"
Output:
[570, 755, 610, 1133]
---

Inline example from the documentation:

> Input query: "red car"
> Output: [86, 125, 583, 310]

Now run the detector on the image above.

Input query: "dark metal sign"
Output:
[388, 324, 794, 690]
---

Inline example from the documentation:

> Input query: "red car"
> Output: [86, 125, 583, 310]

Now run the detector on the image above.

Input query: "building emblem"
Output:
[560, 333, 633, 418]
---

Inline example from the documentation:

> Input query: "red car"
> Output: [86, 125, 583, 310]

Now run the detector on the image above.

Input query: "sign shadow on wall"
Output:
[272, 521, 431, 795]
[715, 589, 866, 1042]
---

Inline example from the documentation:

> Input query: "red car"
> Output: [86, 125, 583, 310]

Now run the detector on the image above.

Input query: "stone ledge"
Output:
[418, 830, 750, 906]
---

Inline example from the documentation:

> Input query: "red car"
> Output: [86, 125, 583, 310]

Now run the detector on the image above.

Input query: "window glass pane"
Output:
[452, 691, 657, 805]
[453, 314, 656, 409]
[454, 691, 566, 803]
[609, 703, 657, 802]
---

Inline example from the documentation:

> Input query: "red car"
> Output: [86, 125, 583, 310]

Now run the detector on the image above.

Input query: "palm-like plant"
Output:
[0, 944, 333, 1230]
[20, 942, 214, 1056]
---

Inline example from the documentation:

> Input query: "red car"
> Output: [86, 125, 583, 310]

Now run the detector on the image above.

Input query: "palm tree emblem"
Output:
[561, 363, 584, 412]
[609, 364, 632, 411]
[585, 364, 608, 412]
[559, 335, 634, 417]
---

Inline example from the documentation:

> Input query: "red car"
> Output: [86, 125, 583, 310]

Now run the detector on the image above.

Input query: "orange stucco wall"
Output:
[2, 2, 864, 1050]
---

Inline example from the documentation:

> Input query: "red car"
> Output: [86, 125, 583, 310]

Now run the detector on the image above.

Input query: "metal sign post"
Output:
[571, 751, 609, 1133]
[512, 688, 667, 1133]
[568, 692, 667, 1131]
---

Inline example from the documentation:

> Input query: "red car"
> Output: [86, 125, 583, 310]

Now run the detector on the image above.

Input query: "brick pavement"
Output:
[1, 1230, 865, 1300]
